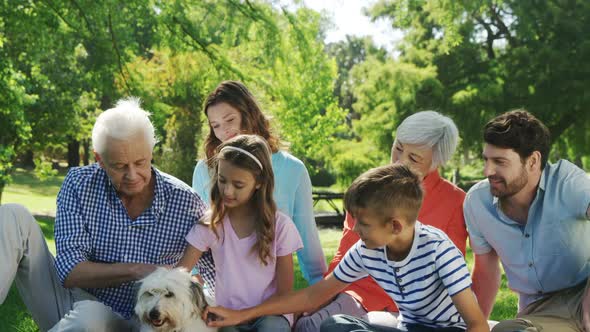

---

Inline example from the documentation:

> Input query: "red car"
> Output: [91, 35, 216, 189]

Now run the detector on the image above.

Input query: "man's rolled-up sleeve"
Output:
[463, 192, 492, 255]
[54, 171, 92, 285]
[562, 165, 590, 220]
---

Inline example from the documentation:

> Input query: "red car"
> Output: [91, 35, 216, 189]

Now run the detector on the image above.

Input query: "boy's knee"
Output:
[255, 315, 290, 331]
[294, 314, 322, 332]
[320, 314, 354, 332]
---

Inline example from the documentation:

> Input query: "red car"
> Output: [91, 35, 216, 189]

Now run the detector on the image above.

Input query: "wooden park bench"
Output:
[312, 191, 344, 226]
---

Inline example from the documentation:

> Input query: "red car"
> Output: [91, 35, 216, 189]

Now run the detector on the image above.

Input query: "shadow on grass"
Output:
[7, 169, 65, 197]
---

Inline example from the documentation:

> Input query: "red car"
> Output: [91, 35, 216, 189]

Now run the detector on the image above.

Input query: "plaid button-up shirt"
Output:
[54, 163, 206, 318]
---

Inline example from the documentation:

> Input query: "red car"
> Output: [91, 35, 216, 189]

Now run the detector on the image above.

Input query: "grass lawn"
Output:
[0, 170, 517, 331]
[2, 168, 65, 216]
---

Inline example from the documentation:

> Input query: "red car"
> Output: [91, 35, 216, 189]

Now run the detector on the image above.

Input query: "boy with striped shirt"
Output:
[205, 164, 488, 332]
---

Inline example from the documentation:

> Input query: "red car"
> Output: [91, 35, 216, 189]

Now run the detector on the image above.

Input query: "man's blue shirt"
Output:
[465, 160, 590, 309]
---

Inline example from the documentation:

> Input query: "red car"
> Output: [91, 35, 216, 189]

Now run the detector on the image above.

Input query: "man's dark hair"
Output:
[484, 110, 551, 169]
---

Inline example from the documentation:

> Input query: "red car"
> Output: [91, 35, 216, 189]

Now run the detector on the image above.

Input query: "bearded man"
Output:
[464, 110, 590, 332]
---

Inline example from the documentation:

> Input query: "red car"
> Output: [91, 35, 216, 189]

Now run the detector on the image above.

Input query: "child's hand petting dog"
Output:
[202, 306, 245, 327]
[205, 310, 218, 324]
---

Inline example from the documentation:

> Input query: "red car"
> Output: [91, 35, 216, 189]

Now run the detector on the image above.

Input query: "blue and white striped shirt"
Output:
[54, 163, 206, 318]
[334, 221, 472, 330]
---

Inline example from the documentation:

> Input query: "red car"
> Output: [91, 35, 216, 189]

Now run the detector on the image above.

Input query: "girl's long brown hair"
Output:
[203, 80, 280, 167]
[209, 134, 277, 265]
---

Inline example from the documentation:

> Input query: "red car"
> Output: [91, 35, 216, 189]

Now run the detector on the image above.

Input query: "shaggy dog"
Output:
[135, 267, 216, 332]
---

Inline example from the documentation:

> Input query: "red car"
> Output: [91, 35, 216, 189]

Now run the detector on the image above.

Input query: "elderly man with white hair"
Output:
[0, 98, 206, 331]
[295, 111, 469, 332]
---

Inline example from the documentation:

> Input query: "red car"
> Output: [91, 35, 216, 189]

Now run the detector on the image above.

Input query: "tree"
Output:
[0, 55, 34, 203]
[260, 7, 346, 164]
[352, 57, 442, 155]
[152, 2, 346, 170]
[368, 0, 590, 164]
[121, 49, 217, 183]
[326, 35, 387, 112]
[323, 55, 442, 186]
[1, 1, 347, 194]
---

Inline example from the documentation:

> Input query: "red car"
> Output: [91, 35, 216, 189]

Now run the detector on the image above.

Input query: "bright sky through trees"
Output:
[283, 0, 403, 52]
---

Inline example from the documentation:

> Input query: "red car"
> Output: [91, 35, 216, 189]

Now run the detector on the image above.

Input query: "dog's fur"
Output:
[135, 267, 216, 332]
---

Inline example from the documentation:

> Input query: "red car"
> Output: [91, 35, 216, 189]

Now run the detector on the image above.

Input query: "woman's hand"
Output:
[203, 306, 248, 327]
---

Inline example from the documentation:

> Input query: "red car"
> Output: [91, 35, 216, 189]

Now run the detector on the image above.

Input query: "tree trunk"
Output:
[463, 148, 470, 165]
[67, 139, 80, 168]
[575, 155, 583, 169]
[82, 139, 90, 165]
[21, 150, 35, 169]
[0, 182, 4, 205]
[453, 167, 461, 184]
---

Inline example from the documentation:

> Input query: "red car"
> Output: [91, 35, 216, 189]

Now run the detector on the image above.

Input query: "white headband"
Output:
[220, 146, 263, 170]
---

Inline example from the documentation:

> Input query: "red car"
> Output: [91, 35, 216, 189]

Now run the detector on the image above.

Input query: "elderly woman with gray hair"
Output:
[295, 111, 469, 331]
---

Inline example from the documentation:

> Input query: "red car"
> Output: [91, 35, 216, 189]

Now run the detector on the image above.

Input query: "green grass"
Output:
[1, 170, 517, 331]
[2, 168, 65, 216]
[0, 217, 55, 332]
[293, 226, 342, 290]
[0, 287, 39, 332]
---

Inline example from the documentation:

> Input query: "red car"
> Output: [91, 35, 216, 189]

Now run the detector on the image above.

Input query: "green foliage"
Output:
[0, 0, 346, 187]
[0, 47, 34, 202]
[326, 36, 387, 112]
[121, 49, 215, 181]
[120, 3, 346, 177]
[0, 0, 164, 174]
[368, 0, 590, 167]
[350, 56, 442, 154]
[238, 6, 347, 164]
[4, 0, 588, 196]
[157, 111, 202, 185]
[325, 140, 386, 187]
[33, 157, 58, 181]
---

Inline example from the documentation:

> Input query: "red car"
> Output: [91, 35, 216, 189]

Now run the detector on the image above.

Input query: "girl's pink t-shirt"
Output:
[186, 211, 303, 323]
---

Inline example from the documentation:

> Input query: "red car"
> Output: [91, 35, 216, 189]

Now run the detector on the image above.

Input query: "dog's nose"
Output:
[149, 308, 160, 320]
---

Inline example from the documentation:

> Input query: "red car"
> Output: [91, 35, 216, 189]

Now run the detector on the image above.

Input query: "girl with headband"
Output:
[178, 134, 303, 331]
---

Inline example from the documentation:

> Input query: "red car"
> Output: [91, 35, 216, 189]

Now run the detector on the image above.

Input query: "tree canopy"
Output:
[367, 0, 590, 159]
[1, 0, 588, 201]
[0, 0, 346, 199]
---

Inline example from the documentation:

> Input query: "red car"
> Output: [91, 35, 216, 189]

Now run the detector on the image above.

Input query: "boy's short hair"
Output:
[483, 109, 551, 169]
[344, 164, 424, 224]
